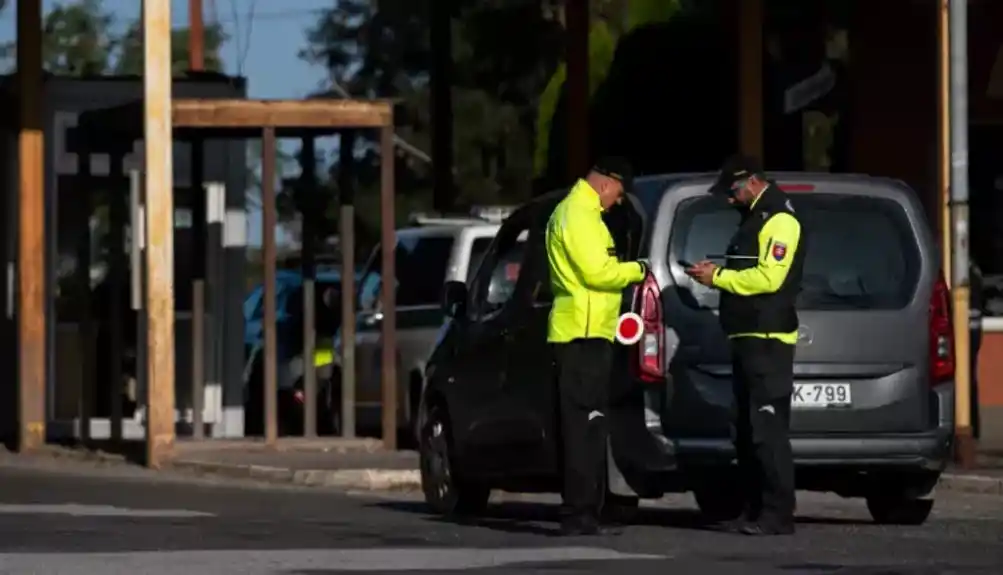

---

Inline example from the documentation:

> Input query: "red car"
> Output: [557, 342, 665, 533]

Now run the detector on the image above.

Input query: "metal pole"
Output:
[938, 1, 952, 287]
[143, 0, 176, 469]
[339, 130, 357, 439]
[16, 0, 46, 453]
[191, 146, 206, 439]
[261, 127, 279, 446]
[188, 0, 206, 440]
[565, 0, 589, 181]
[430, 0, 455, 212]
[948, 0, 974, 469]
[379, 125, 397, 450]
[738, 0, 764, 161]
[300, 137, 317, 438]
[108, 156, 127, 443]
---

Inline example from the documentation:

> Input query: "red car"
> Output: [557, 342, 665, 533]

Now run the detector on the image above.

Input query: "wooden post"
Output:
[339, 130, 357, 439]
[300, 137, 317, 438]
[379, 125, 397, 450]
[188, 0, 205, 71]
[143, 0, 176, 468]
[738, 0, 764, 161]
[938, 0, 952, 285]
[565, 0, 589, 181]
[17, 0, 45, 452]
[261, 127, 279, 446]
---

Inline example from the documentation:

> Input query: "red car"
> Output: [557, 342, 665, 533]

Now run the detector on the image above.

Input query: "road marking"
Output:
[0, 504, 214, 518]
[0, 547, 665, 573]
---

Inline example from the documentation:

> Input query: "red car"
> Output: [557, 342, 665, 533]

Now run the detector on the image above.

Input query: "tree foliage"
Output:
[114, 21, 227, 76]
[300, 0, 564, 230]
[0, 0, 226, 76]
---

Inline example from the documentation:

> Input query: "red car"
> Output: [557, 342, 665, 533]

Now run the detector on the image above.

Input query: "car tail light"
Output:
[629, 273, 664, 383]
[929, 274, 955, 384]
[779, 184, 815, 192]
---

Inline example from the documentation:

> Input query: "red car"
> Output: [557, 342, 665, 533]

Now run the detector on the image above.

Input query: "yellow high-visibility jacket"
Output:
[546, 180, 645, 343]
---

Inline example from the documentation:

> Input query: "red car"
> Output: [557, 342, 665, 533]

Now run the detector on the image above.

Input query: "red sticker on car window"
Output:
[505, 263, 520, 280]
[772, 241, 787, 261]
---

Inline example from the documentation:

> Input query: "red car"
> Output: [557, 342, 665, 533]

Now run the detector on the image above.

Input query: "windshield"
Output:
[358, 234, 455, 309]
[670, 194, 922, 310]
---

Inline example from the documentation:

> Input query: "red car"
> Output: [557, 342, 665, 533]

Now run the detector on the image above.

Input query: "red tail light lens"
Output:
[929, 274, 955, 384]
[779, 184, 815, 192]
[630, 273, 664, 383]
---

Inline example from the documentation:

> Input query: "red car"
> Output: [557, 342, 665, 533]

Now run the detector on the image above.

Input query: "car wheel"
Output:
[420, 403, 490, 517]
[866, 496, 934, 525]
[693, 481, 745, 522]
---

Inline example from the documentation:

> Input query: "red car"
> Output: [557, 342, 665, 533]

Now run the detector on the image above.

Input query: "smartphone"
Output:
[677, 259, 694, 269]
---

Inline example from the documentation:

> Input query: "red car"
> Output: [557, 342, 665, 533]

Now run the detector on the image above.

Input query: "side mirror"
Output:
[441, 280, 468, 318]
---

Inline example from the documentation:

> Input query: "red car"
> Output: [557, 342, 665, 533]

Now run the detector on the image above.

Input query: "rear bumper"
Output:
[675, 431, 952, 470]
[671, 383, 955, 471]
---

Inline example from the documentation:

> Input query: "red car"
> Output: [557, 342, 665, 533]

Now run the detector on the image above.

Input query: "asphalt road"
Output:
[0, 462, 1001, 574]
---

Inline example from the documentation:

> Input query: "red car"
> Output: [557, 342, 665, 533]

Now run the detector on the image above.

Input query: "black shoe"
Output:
[738, 519, 795, 536]
[711, 509, 759, 533]
[560, 515, 618, 536]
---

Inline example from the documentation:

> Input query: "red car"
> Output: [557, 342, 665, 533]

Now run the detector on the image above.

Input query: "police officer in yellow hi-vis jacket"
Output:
[545, 157, 648, 536]
[686, 154, 805, 537]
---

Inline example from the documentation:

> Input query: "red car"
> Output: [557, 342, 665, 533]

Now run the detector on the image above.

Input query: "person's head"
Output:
[710, 154, 769, 207]
[585, 156, 633, 211]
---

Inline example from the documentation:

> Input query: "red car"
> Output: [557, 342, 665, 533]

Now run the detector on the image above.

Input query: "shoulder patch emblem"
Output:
[772, 241, 787, 261]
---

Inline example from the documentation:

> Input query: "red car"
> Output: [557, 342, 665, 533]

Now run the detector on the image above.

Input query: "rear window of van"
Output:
[670, 194, 922, 310]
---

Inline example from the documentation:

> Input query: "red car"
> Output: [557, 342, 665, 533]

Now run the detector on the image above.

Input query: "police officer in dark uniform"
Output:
[686, 155, 806, 536]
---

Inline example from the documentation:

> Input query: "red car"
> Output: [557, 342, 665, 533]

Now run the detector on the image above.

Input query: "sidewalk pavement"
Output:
[6, 439, 1003, 497]
[168, 438, 421, 491]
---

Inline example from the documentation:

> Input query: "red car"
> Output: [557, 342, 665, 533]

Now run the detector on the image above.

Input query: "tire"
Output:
[419, 403, 490, 517]
[866, 496, 934, 525]
[693, 483, 745, 522]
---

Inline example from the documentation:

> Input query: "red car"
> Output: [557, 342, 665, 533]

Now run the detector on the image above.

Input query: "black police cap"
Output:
[709, 153, 765, 195]
[591, 156, 633, 189]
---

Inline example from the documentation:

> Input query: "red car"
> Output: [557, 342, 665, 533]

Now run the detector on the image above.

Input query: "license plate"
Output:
[792, 383, 851, 408]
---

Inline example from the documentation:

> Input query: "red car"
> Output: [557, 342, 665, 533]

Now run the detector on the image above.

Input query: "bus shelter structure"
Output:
[13, 0, 398, 468]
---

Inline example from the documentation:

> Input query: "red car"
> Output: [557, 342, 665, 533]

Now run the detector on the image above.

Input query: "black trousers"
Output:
[731, 336, 796, 523]
[553, 338, 612, 520]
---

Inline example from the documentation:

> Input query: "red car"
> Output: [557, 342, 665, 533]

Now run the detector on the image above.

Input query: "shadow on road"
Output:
[370, 499, 712, 536]
[370, 499, 872, 536]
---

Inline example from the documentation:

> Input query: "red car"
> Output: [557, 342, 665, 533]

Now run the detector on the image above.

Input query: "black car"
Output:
[417, 173, 954, 526]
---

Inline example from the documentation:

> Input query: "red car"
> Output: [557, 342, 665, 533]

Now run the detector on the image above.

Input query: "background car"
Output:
[330, 208, 522, 443]
[418, 174, 953, 526]
[242, 265, 357, 436]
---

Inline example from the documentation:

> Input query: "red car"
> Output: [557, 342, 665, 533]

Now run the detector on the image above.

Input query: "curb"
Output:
[937, 473, 1003, 496]
[169, 459, 422, 492]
